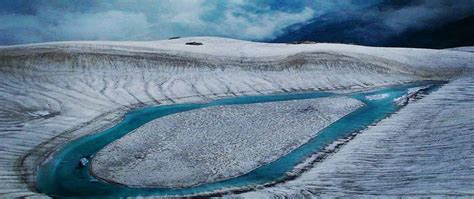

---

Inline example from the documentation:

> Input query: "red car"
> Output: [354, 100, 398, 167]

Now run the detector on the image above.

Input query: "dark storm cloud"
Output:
[380, 0, 474, 33]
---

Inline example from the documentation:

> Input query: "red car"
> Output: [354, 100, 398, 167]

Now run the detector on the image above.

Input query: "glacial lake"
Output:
[36, 81, 443, 198]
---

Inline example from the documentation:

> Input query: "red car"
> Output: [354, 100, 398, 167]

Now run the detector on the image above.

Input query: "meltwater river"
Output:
[36, 81, 443, 198]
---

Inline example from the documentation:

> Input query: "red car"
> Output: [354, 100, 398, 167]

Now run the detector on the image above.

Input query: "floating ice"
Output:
[365, 93, 390, 100]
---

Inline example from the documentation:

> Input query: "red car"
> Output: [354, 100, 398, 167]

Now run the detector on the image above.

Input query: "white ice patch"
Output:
[407, 86, 425, 94]
[30, 110, 50, 117]
[394, 85, 431, 105]
[365, 93, 389, 101]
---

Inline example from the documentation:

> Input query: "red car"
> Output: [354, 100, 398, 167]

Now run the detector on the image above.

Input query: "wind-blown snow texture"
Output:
[238, 75, 474, 198]
[91, 97, 363, 188]
[0, 37, 472, 197]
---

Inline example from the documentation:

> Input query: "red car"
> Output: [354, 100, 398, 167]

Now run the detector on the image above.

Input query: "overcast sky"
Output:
[0, 0, 383, 44]
[0, 0, 472, 45]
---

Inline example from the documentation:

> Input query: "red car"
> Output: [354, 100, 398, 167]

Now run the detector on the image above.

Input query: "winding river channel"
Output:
[35, 81, 443, 198]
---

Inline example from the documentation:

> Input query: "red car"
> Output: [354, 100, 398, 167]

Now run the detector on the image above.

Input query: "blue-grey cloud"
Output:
[380, 0, 474, 33]
[0, 0, 382, 45]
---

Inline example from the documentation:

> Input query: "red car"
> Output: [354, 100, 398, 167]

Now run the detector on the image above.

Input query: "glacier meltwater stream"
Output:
[35, 82, 443, 198]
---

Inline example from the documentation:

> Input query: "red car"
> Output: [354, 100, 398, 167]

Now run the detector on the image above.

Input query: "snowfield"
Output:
[238, 74, 474, 198]
[91, 97, 363, 188]
[0, 37, 473, 197]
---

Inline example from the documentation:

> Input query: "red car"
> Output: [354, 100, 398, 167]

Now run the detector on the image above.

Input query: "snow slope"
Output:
[238, 74, 474, 198]
[0, 37, 472, 197]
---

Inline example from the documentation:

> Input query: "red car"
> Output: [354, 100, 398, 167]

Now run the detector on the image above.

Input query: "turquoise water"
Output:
[36, 82, 442, 198]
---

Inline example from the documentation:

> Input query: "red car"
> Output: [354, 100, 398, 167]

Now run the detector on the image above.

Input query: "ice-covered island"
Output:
[91, 97, 363, 188]
[0, 37, 473, 197]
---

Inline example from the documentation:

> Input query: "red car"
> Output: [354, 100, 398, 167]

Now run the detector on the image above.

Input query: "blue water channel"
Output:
[36, 81, 443, 198]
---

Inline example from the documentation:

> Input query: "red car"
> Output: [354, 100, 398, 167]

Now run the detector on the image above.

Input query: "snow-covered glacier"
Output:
[0, 37, 472, 198]
[238, 75, 474, 198]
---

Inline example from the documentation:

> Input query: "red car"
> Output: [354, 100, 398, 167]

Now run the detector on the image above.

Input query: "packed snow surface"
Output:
[238, 75, 474, 198]
[447, 46, 474, 53]
[0, 37, 473, 197]
[91, 97, 363, 188]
